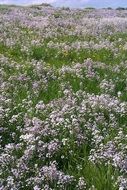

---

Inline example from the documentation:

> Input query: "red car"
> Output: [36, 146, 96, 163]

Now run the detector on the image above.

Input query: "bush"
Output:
[85, 7, 96, 10]
[116, 7, 126, 10]
[40, 3, 52, 7]
[107, 7, 113, 10]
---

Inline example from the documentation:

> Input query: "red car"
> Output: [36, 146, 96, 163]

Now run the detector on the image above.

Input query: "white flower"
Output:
[34, 185, 40, 190]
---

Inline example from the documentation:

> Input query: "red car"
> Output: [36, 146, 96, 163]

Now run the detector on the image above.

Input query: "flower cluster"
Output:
[1, 5, 127, 190]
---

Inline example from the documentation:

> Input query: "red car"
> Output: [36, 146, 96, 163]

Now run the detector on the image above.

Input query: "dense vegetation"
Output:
[1, 4, 127, 190]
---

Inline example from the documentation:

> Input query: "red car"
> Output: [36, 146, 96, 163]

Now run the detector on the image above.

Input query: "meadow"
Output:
[1, 4, 127, 190]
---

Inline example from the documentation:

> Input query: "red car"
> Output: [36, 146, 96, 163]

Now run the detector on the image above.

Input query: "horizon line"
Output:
[0, 3, 127, 9]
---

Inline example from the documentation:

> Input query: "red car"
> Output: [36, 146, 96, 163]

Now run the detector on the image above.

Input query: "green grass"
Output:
[31, 46, 115, 67]
[1, 11, 127, 189]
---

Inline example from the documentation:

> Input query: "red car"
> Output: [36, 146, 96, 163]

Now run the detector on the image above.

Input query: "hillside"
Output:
[1, 5, 127, 190]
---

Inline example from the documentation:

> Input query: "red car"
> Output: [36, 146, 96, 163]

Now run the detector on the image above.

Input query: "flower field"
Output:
[1, 4, 127, 190]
